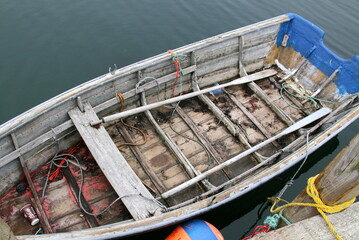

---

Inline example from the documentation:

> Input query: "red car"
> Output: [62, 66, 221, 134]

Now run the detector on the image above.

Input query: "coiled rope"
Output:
[269, 174, 356, 240]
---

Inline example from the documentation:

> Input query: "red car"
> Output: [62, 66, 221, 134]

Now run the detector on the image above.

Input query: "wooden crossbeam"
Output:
[175, 106, 232, 179]
[191, 71, 265, 163]
[247, 81, 295, 125]
[10, 134, 53, 233]
[223, 89, 281, 148]
[140, 92, 214, 191]
[61, 167, 99, 228]
[161, 107, 331, 198]
[116, 123, 167, 194]
[69, 103, 162, 220]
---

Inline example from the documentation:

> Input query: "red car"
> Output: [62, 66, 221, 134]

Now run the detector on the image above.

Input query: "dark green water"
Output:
[0, 0, 358, 239]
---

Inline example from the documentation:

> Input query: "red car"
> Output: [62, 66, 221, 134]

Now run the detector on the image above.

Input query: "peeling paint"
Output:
[277, 13, 359, 94]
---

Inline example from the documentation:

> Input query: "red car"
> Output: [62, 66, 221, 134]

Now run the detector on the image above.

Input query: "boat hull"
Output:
[0, 13, 358, 239]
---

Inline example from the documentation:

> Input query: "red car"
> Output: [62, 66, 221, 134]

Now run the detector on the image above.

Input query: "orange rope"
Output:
[117, 93, 126, 112]
[116, 93, 147, 147]
[167, 49, 175, 56]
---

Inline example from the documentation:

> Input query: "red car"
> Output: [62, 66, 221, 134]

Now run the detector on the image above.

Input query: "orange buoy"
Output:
[166, 219, 224, 240]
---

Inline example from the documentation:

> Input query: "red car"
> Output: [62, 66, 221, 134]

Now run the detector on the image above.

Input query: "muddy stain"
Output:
[155, 110, 172, 123]
[150, 153, 170, 168]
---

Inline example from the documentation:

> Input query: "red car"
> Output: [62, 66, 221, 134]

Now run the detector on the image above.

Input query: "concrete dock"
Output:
[251, 201, 359, 240]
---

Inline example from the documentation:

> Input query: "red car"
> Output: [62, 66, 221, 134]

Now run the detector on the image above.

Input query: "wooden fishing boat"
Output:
[0, 13, 358, 239]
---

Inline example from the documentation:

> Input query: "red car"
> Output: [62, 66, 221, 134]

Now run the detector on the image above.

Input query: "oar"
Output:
[90, 69, 277, 126]
[161, 107, 332, 199]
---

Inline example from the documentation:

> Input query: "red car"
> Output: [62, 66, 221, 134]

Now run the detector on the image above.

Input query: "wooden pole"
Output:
[282, 133, 359, 224]
[90, 69, 277, 126]
[161, 108, 331, 198]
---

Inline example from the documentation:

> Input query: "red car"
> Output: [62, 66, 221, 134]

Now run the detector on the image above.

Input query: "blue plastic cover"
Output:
[276, 13, 359, 95]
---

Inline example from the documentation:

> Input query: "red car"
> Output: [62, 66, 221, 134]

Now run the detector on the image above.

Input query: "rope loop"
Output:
[280, 82, 333, 110]
[167, 50, 187, 63]
[269, 174, 356, 240]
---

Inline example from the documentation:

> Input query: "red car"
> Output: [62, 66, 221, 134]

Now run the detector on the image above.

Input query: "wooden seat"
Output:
[69, 102, 162, 220]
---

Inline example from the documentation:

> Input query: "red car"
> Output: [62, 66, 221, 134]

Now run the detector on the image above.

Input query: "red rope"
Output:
[167, 50, 181, 97]
[241, 225, 271, 240]
[171, 60, 180, 97]
[48, 142, 82, 180]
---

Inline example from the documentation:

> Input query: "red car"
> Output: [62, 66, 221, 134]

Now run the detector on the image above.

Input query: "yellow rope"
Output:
[269, 174, 356, 240]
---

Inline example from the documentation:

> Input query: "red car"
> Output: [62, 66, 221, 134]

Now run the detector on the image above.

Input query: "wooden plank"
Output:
[161, 108, 331, 198]
[93, 65, 196, 114]
[0, 218, 18, 240]
[0, 121, 73, 169]
[251, 202, 359, 240]
[238, 36, 246, 77]
[223, 89, 281, 148]
[61, 168, 99, 228]
[10, 133, 54, 234]
[140, 92, 214, 191]
[116, 123, 167, 193]
[282, 133, 359, 225]
[242, 42, 274, 63]
[68, 103, 162, 220]
[248, 80, 295, 126]
[305, 68, 340, 102]
[196, 52, 238, 77]
[241, 24, 279, 48]
[175, 106, 232, 179]
[191, 68, 265, 163]
[238, 60, 294, 126]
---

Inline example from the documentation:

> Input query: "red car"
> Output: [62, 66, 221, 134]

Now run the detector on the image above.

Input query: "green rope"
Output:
[279, 209, 292, 226]
[262, 210, 292, 230]
[238, 124, 250, 142]
[170, 102, 213, 165]
[171, 54, 187, 63]
[280, 82, 333, 110]
[172, 53, 186, 78]
[263, 214, 280, 229]
[168, 54, 213, 166]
